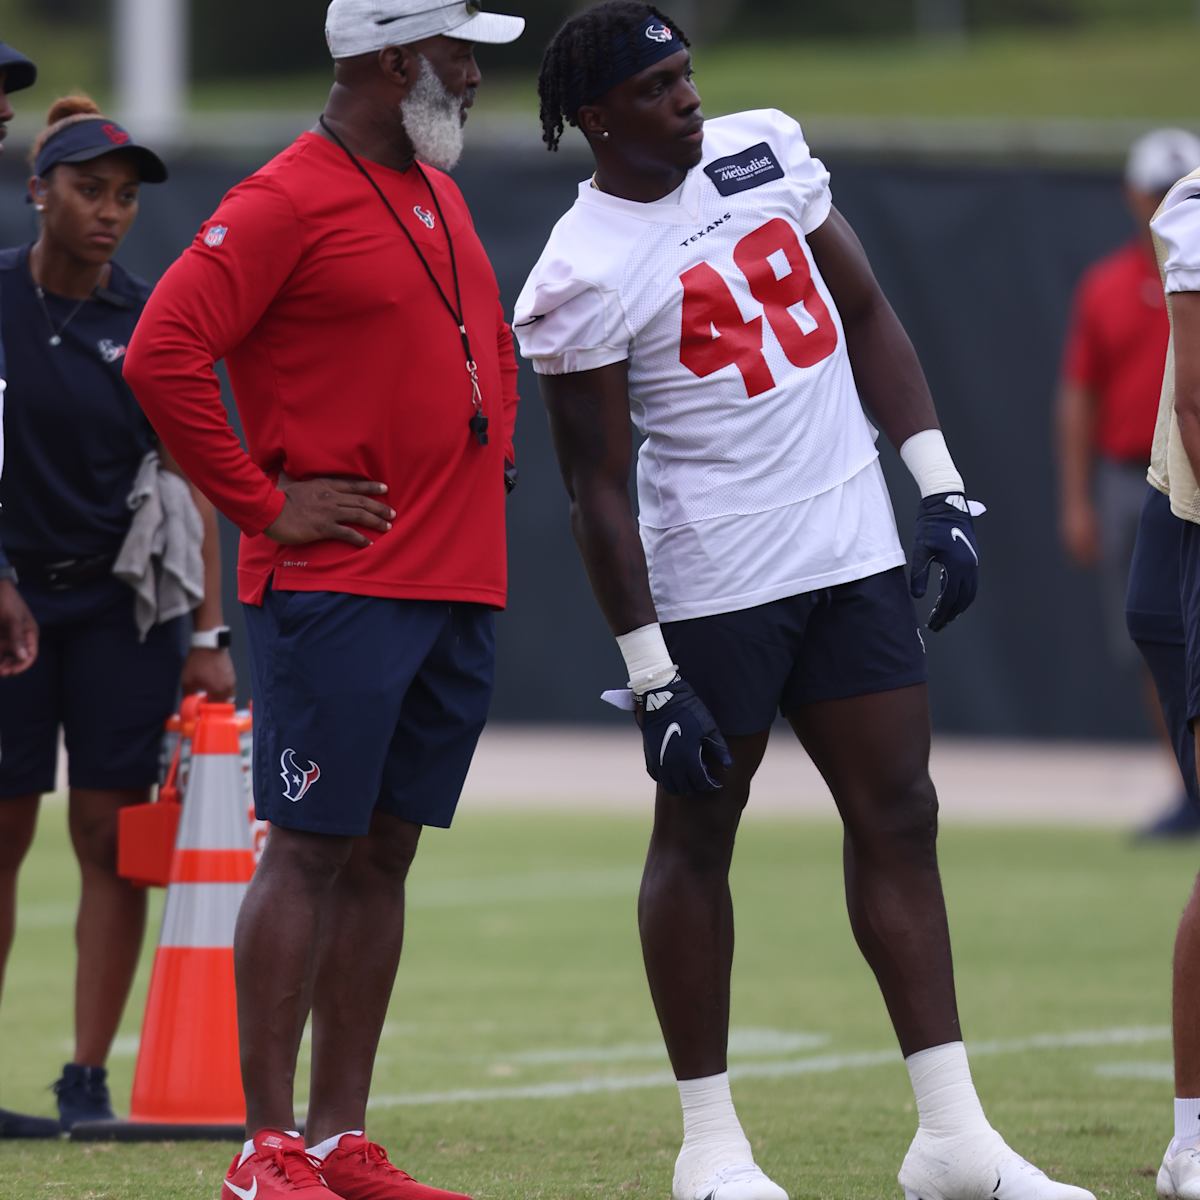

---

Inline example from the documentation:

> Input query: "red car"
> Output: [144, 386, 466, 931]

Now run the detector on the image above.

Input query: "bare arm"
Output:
[159, 441, 236, 701]
[1173, 292, 1200, 481]
[1055, 380, 1101, 567]
[540, 361, 730, 792]
[809, 207, 981, 629]
[807, 207, 939, 449]
[539, 362, 657, 637]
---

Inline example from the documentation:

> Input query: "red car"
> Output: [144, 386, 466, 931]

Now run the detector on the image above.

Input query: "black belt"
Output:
[9, 553, 116, 590]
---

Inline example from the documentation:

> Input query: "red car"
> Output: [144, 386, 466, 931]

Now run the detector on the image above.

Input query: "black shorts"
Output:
[244, 589, 495, 837]
[1126, 483, 1187, 647]
[0, 576, 186, 796]
[1125, 486, 1200, 804]
[662, 567, 927, 737]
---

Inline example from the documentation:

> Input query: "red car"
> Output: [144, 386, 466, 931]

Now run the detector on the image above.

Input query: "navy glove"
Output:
[909, 492, 985, 632]
[636, 675, 732, 795]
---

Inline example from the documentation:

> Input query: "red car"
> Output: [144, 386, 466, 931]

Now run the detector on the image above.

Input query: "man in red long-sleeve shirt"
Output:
[124, 3, 523, 1196]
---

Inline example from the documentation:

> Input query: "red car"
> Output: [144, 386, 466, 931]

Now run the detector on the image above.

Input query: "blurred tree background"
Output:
[0, 0, 1195, 132]
[5, 0, 1197, 83]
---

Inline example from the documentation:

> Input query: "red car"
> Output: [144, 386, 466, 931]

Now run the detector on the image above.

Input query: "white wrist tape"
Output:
[899, 429, 965, 498]
[616, 623, 678, 695]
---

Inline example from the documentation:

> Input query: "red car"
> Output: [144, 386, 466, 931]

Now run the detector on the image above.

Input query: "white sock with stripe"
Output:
[309, 1130, 364, 1161]
[1171, 1098, 1200, 1154]
[905, 1042, 994, 1140]
[675, 1072, 753, 1181]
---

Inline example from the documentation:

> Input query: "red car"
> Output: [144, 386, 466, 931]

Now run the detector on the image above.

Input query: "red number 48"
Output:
[679, 217, 837, 398]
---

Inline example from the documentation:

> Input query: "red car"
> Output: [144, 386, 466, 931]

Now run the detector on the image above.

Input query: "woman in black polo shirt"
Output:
[0, 96, 235, 1135]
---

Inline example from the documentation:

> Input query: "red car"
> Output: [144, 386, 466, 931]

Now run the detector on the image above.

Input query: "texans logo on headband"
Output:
[569, 15, 684, 113]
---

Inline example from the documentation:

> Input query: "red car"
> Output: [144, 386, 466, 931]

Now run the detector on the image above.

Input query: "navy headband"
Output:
[566, 13, 685, 117]
[0, 43, 36, 94]
[34, 117, 168, 184]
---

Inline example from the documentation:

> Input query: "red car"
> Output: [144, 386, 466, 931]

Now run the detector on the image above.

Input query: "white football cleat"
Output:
[898, 1130, 1095, 1200]
[673, 1160, 789, 1200]
[1157, 1143, 1200, 1198]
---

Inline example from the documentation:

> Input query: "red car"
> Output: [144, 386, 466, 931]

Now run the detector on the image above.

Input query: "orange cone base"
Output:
[129, 947, 245, 1126]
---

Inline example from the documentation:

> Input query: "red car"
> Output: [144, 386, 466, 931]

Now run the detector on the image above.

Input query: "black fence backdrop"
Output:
[0, 143, 1153, 738]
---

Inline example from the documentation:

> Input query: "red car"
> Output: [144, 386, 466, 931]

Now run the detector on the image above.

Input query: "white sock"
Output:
[239, 1129, 303, 1168]
[1171, 1098, 1200, 1153]
[905, 1042, 993, 1141]
[309, 1130, 364, 1161]
[677, 1072, 753, 1173]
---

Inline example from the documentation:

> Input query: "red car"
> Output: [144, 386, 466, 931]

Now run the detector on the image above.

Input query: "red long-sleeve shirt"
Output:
[125, 132, 518, 606]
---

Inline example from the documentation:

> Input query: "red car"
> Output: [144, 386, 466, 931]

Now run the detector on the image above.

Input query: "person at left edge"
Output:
[123, 2, 523, 1197]
[0, 94, 236, 1140]
[0, 39, 39, 683]
[0, 34, 50, 1147]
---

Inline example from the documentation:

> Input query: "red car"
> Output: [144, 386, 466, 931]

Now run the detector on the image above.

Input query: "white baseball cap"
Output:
[326, 0, 525, 58]
[1126, 128, 1200, 195]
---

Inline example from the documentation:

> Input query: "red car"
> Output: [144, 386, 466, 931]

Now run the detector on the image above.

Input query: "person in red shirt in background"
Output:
[123, 2, 523, 1197]
[1057, 128, 1200, 838]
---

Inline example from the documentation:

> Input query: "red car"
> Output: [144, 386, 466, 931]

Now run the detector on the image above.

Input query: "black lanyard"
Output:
[318, 115, 488, 446]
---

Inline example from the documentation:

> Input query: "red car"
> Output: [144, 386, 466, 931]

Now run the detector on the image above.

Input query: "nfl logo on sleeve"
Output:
[204, 225, 229, 248]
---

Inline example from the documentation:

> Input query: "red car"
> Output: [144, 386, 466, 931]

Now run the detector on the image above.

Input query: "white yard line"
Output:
[362, 1025, 1170, 1110]
[1095, 1061, 1174, 1081]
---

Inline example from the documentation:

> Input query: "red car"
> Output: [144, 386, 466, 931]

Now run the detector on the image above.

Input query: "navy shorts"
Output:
[1125, 485, 1200, 804]
[244, 590, 495, 837]
[0, 576, 186, 796]
[1126, 484, 1187, 647]
[662, 567, 927, 737]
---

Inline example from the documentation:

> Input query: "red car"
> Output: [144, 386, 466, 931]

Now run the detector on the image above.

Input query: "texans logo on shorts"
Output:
[280, 748, 321, 803]
[645, 23, 673, 43]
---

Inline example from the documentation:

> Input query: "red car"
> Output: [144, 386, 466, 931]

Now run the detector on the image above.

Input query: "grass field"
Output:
[0, 793, 1196, 1198]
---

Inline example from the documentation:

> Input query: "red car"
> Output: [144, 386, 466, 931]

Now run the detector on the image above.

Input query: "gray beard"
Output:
[400, 56, 466, 172]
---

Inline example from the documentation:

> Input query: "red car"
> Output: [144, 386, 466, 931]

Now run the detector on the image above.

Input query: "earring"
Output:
[600, 131, 610, 140]
[35, 204, 45, 212]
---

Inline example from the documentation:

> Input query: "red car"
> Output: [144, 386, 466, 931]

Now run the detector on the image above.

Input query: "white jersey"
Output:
[1147, 170, 1200, 523]
[1152, 174, 1200, 294]
[514, 109, 904, 621]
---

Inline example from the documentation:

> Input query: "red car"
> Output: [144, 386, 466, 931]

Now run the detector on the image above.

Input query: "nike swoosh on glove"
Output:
[909, 492, 986, 632]
[636, 675, 732, 795]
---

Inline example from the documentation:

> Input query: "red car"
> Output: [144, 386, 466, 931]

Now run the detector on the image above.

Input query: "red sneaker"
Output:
[317, 1134, 472, 1200]
[222, 1130, 344, 1199]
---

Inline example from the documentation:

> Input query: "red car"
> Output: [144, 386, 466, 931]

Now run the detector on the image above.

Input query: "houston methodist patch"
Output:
[704, 142, 785, 197]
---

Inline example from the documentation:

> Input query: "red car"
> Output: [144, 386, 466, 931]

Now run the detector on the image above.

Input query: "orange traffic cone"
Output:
[72, 702, 254, 1142]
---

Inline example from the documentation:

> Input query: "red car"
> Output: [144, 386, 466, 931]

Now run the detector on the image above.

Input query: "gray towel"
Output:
[113, 450, 205, 642]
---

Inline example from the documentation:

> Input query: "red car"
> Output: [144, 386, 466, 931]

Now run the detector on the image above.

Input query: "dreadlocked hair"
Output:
[538, 2, 690, 152]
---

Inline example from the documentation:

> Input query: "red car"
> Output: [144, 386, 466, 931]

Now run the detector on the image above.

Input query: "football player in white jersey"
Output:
[514, 5, 1097, 1200]
[1129, 169, 1200, 1200]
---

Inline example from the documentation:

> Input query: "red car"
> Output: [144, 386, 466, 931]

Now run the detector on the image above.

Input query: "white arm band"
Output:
[899, 429, 965, 498]
[616, 622, 678, 695]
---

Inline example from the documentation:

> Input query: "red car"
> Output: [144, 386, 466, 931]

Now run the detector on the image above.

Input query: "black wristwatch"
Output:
[191, 625, 232, 650]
